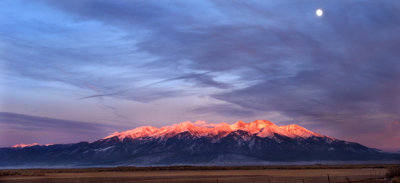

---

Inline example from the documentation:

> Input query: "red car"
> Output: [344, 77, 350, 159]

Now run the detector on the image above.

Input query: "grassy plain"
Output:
[0, 164, 397, 183]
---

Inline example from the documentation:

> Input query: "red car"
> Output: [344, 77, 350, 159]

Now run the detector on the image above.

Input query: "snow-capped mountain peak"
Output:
[105, 126, 158, 140]
[105, 120, 326, 141]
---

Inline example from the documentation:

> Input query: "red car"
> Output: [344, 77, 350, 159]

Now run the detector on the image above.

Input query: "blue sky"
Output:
[0, 0, 399, 151]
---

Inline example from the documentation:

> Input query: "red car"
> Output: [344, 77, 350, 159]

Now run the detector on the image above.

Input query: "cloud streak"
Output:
[0, 112, 119, 133]
[0, 112, 125, 147]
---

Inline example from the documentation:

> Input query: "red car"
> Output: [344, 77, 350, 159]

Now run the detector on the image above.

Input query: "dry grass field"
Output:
[0, 164, 397, 183]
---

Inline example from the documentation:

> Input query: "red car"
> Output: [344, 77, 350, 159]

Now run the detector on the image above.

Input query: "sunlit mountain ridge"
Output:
[105, 120, 325, 140]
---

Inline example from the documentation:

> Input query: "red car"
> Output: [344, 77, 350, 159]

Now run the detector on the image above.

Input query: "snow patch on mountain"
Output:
[280, 124, 323, 138]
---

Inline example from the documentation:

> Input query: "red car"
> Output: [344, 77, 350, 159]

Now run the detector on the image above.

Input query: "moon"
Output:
[316, 9, 323, 17]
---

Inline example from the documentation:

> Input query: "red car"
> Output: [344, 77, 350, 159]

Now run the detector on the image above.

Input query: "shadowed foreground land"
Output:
[0, 165, 396, 183]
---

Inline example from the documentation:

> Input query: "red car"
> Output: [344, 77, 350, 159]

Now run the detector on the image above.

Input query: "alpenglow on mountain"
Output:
[1, 120, 399, 167]
[104, 120, 323, 140]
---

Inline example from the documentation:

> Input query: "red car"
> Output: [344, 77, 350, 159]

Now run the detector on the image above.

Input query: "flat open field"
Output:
[0, 165, 395, 183]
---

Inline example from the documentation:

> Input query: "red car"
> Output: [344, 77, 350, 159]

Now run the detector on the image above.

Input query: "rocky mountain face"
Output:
[1, 120, 398, 167]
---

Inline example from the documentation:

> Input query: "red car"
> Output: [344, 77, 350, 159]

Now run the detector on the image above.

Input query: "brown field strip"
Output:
[0, 165, 392, 183]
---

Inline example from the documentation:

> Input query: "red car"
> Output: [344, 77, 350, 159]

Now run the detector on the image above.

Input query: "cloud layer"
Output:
[0, 0, 399, 151]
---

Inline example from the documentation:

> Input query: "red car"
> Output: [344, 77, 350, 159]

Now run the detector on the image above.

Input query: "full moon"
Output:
[316, 9, 323, 17]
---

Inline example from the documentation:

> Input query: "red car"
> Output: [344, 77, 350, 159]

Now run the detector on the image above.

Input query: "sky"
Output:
[0, 0, 399, 151]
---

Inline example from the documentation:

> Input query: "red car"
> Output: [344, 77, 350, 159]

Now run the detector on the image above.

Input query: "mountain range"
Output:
[1, 120, 399, 167]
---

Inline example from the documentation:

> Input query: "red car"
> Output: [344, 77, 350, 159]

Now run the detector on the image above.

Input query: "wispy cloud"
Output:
[0, 112, 125, 147]
[0, 112, 120, 133]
